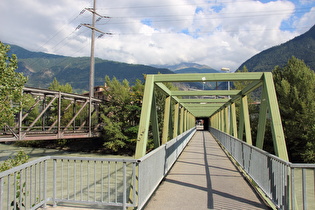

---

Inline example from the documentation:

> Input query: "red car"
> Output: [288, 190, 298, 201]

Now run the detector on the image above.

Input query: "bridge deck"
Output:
[144, 130, 270, 210]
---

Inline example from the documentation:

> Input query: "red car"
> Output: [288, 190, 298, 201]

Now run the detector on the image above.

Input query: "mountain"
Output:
[238, 25, 315, 72]
[7, 44, 173, 93]
[153, 62, 219, 73]
[174, 68, 219, 74]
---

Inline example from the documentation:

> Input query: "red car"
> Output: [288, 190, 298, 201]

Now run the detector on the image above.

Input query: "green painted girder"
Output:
[135, 76, 154, 159]
[155, 82, 172, 96]
[188, 109, 218, 116]
[184, 105, 220, 110]
[229, 80, 263, 104]
[153, 72, 263, 82]
[171, 90, 240, 96]
[182, 103, 225, 108]
[178, 98, 229, 103]
[162, 96, 171, 144]
[263, 73, 288, 161]
[211, 80, 263, 115]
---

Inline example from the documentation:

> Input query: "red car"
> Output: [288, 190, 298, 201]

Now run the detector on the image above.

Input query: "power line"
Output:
[106, 25, 313, 36]
[96, 0, 259, 10]
[95, 7, 314, 26]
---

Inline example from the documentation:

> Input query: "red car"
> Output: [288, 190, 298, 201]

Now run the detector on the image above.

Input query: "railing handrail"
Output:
[0, 156, 139, 178]
[51, 156, 140, 163]
[0, 156, 50, 177]
[290, 163, 315, 168]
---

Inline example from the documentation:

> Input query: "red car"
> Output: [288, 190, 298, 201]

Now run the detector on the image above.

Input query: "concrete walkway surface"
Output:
[144, 131, 270, 210]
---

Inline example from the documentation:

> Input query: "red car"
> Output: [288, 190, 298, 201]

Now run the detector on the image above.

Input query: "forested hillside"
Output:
[8, 44, 173, 93]
[238, 25, 315, 72]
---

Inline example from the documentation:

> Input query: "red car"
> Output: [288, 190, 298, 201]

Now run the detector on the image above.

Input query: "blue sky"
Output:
[1, 0, 315, 70]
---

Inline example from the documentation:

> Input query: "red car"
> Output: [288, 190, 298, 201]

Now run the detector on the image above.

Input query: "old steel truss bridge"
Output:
[0, 87, 102, 141]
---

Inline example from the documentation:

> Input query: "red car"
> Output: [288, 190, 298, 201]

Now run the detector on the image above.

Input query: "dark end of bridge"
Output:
[196, 117, 209, 131]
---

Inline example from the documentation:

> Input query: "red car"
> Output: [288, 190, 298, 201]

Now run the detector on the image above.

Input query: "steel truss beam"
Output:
[0, 87, 103, 141]
[135, 73, 288, 161]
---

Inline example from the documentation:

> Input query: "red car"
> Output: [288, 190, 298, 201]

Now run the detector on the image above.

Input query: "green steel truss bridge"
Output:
[134, 72, 288, 160]
[0, 72, 314, 209]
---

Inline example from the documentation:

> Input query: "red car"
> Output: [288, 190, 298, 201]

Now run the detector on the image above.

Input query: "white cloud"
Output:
[294, 7, 315, 34]
[0, 0, 314, 71]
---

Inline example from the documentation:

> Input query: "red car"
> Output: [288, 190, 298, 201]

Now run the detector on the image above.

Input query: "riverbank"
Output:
[0, 139, 132, 163]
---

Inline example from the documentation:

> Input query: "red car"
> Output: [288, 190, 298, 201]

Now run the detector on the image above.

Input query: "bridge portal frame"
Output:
[135, 72, 288, 161]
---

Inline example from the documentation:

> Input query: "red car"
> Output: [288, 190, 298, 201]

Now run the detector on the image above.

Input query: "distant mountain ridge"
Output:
[8, 44, 64, 59]
[153, 62, 219, 73]
[6, 44, 173, 93]
[238, 25, 315, 72]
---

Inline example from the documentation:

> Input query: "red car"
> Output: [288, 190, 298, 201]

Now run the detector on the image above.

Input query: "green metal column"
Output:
[220, 109, 225, 132]
[263, 73, 288, 161]
[179, 107, 184, 134]
[134, 75, 154, 159]
[215, 112, 219, 130]
[225, 106, 229, 134]
[238, 95, 252, 145]
[151, 92, 160, 148]
[162, 96, 171, 144]
[256, 83, 268, 149]
[218, 111, 221, 130]
[191, 114, 195, 129]
[243, 95, 252, 145]
[215, 113, 219, 129]
[173, 103, 179, 138]
[184, 109, 187, 131]
[230, 102, 238, 138]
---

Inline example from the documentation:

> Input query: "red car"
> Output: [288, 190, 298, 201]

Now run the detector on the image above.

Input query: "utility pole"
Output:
[79, 0, 111, 135]
[80, 0, 111, 98]
[89, 0, 96, 98]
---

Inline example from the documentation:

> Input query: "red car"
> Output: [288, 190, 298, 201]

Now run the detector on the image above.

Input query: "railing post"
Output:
[43, 160, 47, 208]
[53, 159, 57, 207]
[0, 178, 2, 210]
[123, 162, 127, 210]
[290, 167, 295, 210]
[302, 168, 307, 209]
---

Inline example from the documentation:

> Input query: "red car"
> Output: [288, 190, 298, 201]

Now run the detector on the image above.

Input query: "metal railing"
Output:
[137, 128, 196, 209]
[0, 157, 139, 210]
[290, 165, 315, 210]
[210, 127, 315, 210]
[0, 128, 196, 210]
[0, 157, 50, 210]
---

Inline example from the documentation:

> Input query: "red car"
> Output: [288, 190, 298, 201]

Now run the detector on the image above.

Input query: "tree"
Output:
[101, 76, 144, 154]
[0, 150, 29, 172]
[48, 77, 73, 93]
[273, 57, 315, 162]
[0, 42, 27, 127]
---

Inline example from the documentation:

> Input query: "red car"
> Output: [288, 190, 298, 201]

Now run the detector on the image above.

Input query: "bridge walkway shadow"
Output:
[144, 130, 270, 210]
